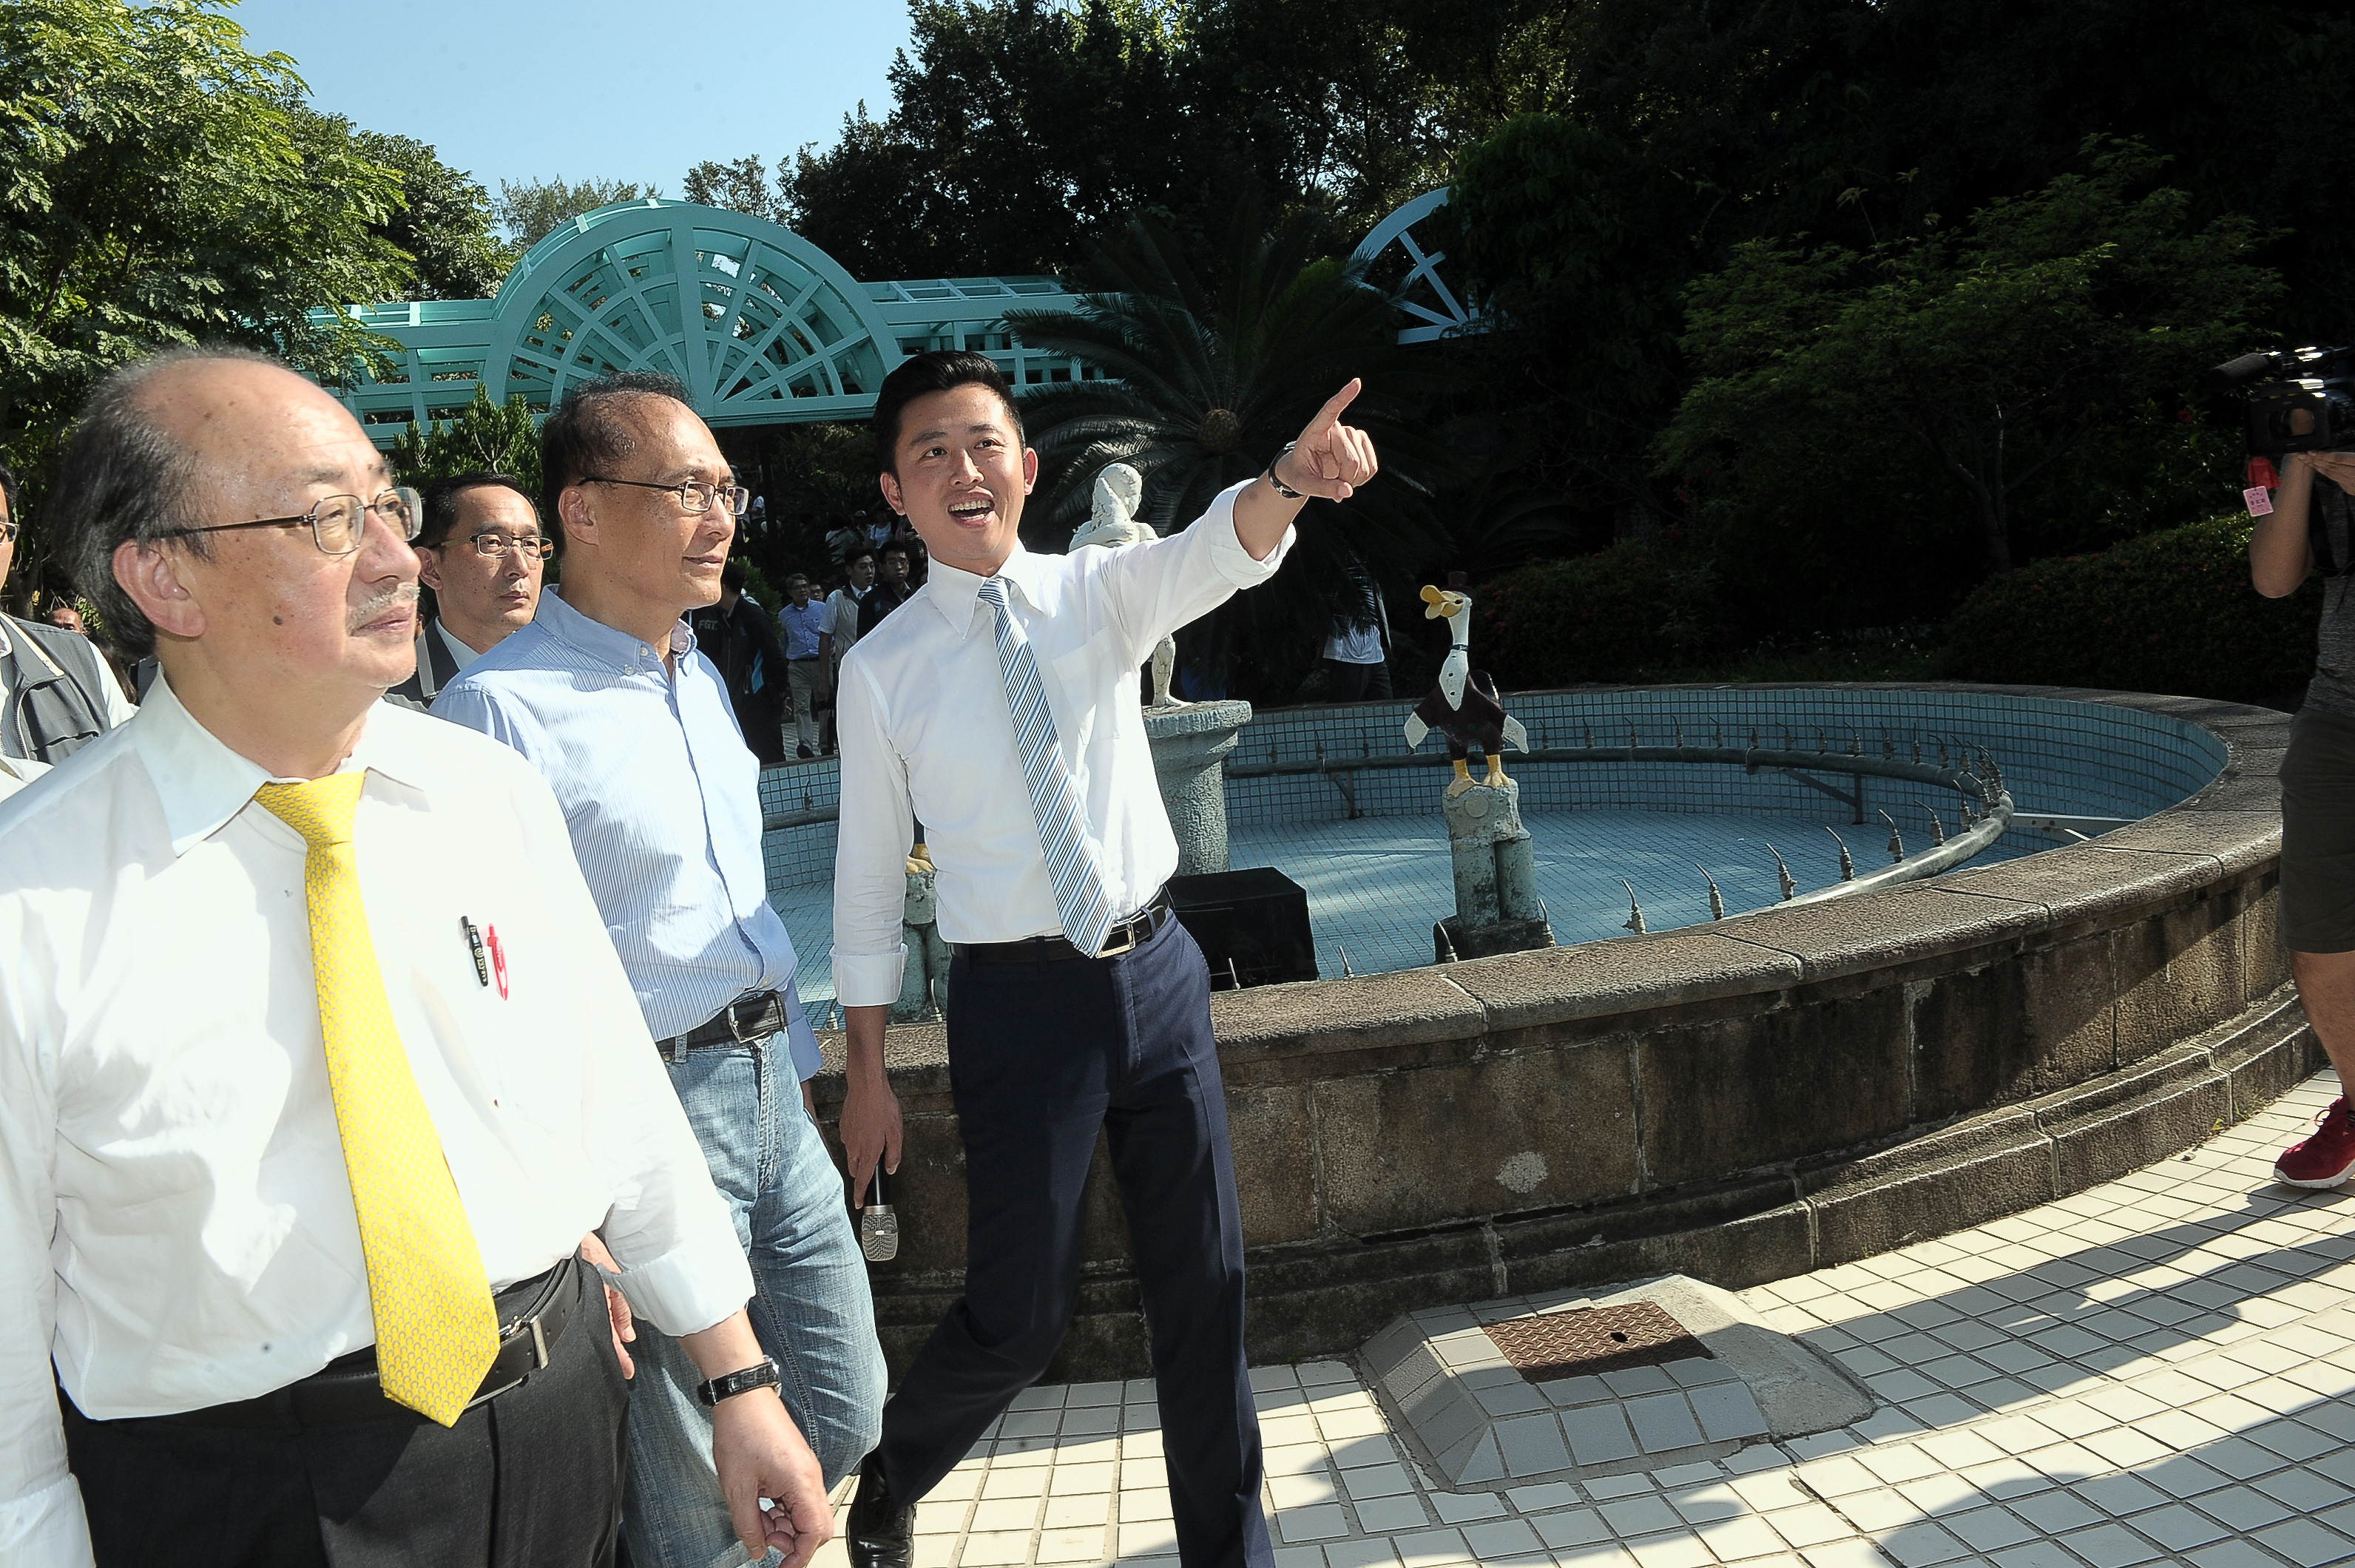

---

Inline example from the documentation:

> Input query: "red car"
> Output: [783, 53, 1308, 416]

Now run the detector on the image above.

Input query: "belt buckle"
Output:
[464, 1315, 549, 1410]
[1096, 920, 1140, 959]
[725, 993, 771, 1043]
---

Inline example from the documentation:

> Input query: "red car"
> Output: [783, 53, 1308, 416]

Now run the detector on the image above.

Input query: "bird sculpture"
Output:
[1068, 462, 1186, 710]
[1402, 581, 1528, 796]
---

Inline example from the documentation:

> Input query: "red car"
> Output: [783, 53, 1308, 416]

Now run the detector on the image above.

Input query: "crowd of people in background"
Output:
[692, 527, 925, 764]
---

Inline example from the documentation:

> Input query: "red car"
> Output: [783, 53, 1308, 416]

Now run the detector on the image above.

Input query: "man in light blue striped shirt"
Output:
[436, 371, 882, 1568]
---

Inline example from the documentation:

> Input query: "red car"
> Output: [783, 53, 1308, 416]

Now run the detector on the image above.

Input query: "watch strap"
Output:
[696, 1356, 782, 1407]
[1264, 442, 1305, 500]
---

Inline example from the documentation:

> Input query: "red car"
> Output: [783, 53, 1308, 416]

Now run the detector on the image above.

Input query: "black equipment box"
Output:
[1167, 868, 1318, 990]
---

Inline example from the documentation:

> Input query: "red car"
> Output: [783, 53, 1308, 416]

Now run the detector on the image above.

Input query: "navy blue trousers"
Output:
[878, 916, 1272, 1568]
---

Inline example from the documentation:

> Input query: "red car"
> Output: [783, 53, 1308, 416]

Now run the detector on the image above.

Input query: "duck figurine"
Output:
[1402, 581, 1527, 796]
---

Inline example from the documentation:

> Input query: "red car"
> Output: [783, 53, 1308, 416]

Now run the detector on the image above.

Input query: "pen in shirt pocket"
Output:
[461, 916, 491, 987]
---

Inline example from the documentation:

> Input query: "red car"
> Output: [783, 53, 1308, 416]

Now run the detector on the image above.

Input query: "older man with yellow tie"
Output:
[0, 345, 831, 1567]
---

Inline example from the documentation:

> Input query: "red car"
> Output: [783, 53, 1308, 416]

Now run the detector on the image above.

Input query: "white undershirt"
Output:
[436, 616, 485, 672]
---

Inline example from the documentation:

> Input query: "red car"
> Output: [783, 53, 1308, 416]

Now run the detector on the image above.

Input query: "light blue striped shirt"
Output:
[433, 587, 821, 1079]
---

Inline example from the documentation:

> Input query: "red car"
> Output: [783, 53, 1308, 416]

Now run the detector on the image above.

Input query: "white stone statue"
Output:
[1069, 462, 1186, 711]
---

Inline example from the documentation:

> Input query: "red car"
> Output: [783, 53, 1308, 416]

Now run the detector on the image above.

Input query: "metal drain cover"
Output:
[1484, 1302, 1714, 1383]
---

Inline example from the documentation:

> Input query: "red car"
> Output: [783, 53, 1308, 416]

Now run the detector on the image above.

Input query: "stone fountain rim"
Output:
[826, 681, 2286, 1081]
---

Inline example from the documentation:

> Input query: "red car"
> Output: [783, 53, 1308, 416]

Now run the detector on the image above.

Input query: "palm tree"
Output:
[1004, 204, 1458, 702]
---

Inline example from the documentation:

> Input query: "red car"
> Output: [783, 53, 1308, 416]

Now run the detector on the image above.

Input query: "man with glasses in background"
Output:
[0, 457, 137, 762]
[435, 371, 884, 1568]
[386, 472, 552, 709]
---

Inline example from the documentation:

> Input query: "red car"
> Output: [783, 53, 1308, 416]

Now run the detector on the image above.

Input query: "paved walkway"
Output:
[817, 1070, 2355, 1568]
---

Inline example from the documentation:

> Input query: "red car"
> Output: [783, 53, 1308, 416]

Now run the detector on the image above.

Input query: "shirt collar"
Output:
[925, 547, 1043, 641]
[130, 673, 425, 857]
[434, 618, 483, 673]
[537, 584, 695, 669]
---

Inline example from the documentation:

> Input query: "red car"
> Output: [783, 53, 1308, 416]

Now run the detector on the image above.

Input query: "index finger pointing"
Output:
[1305, 378, 1362, 437]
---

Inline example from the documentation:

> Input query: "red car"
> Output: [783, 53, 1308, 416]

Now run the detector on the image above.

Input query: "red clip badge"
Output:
[485, 924, 509, 1000]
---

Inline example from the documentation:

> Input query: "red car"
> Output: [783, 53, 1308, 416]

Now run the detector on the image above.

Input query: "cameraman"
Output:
[2252, 445, 2355, 1186]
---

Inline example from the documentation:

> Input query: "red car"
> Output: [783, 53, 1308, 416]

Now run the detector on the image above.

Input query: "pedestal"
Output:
[1145, 698, 1251, 877]
[1435, 775, 1555, 963]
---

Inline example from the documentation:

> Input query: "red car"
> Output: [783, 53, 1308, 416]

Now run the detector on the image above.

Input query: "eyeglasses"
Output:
[0, 522, 16, 545]
[157, 488, 422, 557]
[462, 530, 556, 561]
[579, 475, 749, 516]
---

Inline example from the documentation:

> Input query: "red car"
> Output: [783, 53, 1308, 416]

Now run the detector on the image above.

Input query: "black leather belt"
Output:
[150, 1253, 581, 1429]
[957, 889, 1176, 964]
[657, 989, 785, 1063]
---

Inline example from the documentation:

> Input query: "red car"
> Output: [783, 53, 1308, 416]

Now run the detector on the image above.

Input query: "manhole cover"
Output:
[1484, 1302, 1713, 1383]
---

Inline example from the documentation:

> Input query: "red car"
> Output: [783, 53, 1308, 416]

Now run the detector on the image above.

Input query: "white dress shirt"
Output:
[831, 481, 1288, 1006]
[0, 678, 752, 1564]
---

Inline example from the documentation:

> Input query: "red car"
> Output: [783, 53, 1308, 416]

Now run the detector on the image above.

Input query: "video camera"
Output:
[2209, 345, 2355, 458]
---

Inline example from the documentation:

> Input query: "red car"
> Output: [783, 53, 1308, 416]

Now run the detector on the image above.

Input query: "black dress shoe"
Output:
[846, 1452, 914, 1568]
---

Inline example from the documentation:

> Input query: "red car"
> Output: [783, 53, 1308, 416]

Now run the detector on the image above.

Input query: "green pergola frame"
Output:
[326, 199, 1098, 444]
[325, 189, 1464, 446]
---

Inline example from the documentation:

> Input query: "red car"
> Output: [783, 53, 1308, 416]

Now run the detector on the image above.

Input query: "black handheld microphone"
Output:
[860, 1161, 899, 1262]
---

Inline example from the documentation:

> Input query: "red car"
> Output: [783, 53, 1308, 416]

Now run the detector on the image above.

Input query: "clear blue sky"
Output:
[229, 0, 914, 207]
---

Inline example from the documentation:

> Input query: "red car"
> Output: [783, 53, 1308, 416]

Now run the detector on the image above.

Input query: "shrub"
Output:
[1944, 514, 2318, 704]
[1473, 539, 1730, 689]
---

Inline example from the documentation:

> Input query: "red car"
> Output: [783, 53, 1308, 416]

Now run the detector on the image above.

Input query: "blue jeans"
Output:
[624, 1037, 884, 1568]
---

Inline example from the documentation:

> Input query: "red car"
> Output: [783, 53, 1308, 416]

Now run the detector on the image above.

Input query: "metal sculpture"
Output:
[319, 200, 1093, 445]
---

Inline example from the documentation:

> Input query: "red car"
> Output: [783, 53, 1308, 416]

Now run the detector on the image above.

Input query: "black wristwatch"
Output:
[1263, 441, 1304, 499]
[696, 1356, 783, 1407]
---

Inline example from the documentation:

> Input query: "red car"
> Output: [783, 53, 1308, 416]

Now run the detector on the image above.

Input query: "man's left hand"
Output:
[578, 1231, 635, 1379]
[1274, 379, 1381, 501]
[712, 1389, 834, 1568]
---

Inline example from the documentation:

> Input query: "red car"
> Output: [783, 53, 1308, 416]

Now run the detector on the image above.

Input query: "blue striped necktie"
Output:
[978, 576, 1117, 956]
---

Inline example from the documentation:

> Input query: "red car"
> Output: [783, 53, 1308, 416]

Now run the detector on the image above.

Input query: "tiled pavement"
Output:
[811, 1071, 2355, 1568]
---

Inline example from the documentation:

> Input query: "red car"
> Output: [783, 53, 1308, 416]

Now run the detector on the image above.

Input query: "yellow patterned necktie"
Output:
[256, 772, 500, 1426]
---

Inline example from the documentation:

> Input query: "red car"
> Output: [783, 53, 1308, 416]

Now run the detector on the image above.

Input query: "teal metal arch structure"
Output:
[328, 190, 1473, 445]
[328, 200, 1095, 445]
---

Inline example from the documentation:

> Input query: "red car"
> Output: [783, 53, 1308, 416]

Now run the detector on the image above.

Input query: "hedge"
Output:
[1473, 539, 1728, 689]
[1944, 514, 2319, 705]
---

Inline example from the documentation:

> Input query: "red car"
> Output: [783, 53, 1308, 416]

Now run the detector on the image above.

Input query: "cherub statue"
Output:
[1068, 462, 1186, 710]
[1403, 581, 1528, 796]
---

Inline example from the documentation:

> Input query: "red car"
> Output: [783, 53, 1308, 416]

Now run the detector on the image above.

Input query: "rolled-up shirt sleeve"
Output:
[0, 924, 95, 1564]
[831, 655, 912, 1008]
[513, 770, 752, 1335]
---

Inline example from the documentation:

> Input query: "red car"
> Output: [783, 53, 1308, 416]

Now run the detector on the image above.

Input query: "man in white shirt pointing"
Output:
[0, 346, 830, 1567]
[834, 351, 1377, 1568]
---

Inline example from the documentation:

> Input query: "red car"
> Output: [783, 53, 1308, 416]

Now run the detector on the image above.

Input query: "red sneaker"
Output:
[2276, 1098, 2355, 1189]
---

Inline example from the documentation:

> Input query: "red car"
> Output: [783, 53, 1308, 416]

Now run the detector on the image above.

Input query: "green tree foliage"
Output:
[717, 421, 882, 591]
[683, 155, 785, 226]
[1473, 539, 1726, 690]
[493, 175, 660, 251]
[388, 385, 542, 500]
[1439, 112, 1692, 529]
[771, 0, 1581, 280]
[1944, 515, 2317, 705]
[341, 124, 509, 300]
[1003, 207, 1453, 701]
[0, 0, 408, 488]
[780, 0, 1193, 280]
[1659, 141, 2279, 575]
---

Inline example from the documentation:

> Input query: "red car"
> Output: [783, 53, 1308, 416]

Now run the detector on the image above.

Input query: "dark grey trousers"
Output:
[61, 1260, 629, 1568]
